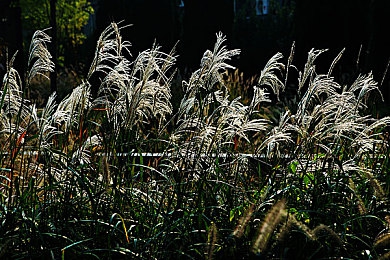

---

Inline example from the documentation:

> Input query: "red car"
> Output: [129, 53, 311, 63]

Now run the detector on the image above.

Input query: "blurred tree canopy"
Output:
[20, 0, 94, 66]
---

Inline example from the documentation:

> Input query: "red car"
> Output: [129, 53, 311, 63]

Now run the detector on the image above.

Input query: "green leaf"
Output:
[288, 161, 298, 174]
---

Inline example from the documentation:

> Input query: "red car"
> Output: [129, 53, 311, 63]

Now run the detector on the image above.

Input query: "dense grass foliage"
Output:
[1, 23, 390, 259]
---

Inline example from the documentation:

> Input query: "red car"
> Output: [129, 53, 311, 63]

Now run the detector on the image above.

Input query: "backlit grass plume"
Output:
[171, 33, 272, 172]
[90, 23, 176, 142]
[27, 29, 55, 86]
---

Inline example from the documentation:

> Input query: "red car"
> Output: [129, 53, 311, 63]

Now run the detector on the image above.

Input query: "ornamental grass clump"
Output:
[169, 33, 270, 162]
[253, 47, 390, 258]
[0, 23, 177, 259]
[0, 22, 389, 259]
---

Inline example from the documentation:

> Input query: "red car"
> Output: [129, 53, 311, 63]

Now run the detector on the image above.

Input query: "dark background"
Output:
[1, 0, 390, 107]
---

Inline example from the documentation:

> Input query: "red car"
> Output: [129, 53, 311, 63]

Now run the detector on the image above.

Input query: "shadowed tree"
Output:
[293, 0, 390, 104]
[50, 0, 57, 94]
[0, 0, 23, 81]
[94, 0, 179, 54]
[183, 0, 234, 70]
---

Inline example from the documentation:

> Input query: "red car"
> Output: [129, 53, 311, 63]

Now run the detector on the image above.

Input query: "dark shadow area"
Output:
[1, 0, 390, 110]
[0, 0, 23, 80]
